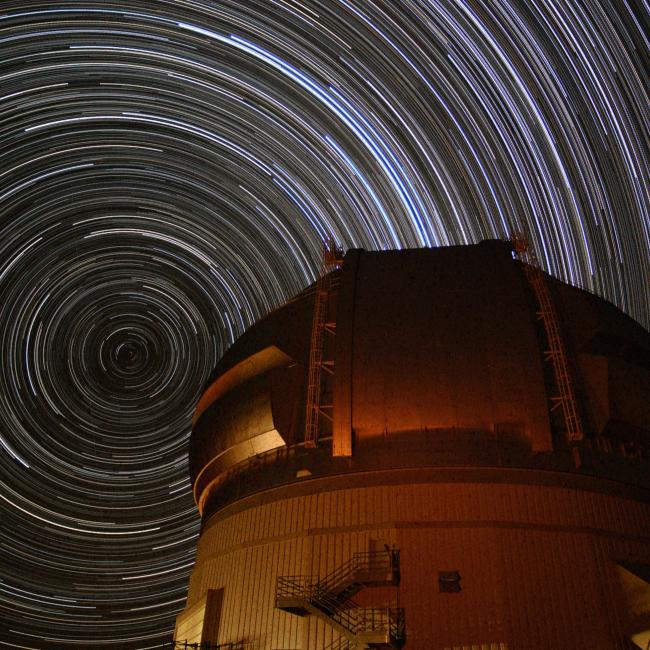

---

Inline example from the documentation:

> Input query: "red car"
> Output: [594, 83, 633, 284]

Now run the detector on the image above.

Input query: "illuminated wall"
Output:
[176, 243, 650, 649]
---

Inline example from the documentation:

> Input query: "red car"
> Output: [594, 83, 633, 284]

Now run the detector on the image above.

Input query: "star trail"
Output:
[0, 0, 647, 647]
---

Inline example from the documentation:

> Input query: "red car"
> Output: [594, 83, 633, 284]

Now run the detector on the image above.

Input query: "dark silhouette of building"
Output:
[175, 241, 650, 649]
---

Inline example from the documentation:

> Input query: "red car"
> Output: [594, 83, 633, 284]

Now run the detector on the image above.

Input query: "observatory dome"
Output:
[191, 240, 650, 517]
[177, 240, 650, 650]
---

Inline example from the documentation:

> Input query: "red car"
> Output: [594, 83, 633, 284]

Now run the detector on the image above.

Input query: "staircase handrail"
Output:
[321, 636, 353, 650]
[313, 584, 360, 611]
[318, 556, 356, 592]
[319, 550, 397, 592]
[311, 587, 361, 633]
[335, 606, 405, 638]
[164, 643, 246, 649]
[276, 575, 319, 601]
[311, 585, 402, 638]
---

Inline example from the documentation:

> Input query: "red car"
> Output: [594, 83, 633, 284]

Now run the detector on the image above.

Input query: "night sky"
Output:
[0, 1, 647, 648]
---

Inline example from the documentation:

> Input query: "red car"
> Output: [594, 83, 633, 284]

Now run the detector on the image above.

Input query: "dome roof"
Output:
[191, 240, 650, 517]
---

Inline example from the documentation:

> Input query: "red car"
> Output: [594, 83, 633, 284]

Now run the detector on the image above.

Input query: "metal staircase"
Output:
[276, 551, 404, 649]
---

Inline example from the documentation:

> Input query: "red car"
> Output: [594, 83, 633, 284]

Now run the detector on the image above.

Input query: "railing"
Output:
[276, 575, 319, 601]
[162, 641, 246, 650]
[322, 637, 354, 650]
[355, 608, 405, 641]
[311, 585, 361, 632]
[319, 551, 399, 593]
[338, 606, 404, 639]
[276, 551, 398, 606]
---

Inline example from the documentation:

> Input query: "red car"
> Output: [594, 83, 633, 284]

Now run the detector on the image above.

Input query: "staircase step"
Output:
[275, 597, 311, 616]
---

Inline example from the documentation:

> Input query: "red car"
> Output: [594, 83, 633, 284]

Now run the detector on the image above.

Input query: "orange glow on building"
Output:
[175, 241, 650, 649]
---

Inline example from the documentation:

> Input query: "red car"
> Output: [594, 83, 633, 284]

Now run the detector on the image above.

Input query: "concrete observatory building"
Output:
[175, 241, 650, 650]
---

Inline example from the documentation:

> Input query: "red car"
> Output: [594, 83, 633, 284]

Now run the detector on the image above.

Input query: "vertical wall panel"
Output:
[176, 480, 650, 649]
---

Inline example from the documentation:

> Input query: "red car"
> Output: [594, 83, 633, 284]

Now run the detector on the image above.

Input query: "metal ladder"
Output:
[304, 239, 343, 447]
[512, 232, 584, 442]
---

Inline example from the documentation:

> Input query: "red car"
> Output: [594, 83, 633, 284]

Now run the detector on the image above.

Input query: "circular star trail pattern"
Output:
[0, 1, 647, 647]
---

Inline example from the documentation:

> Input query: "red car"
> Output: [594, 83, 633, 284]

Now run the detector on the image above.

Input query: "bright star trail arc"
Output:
[0, 1, 647, 648]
